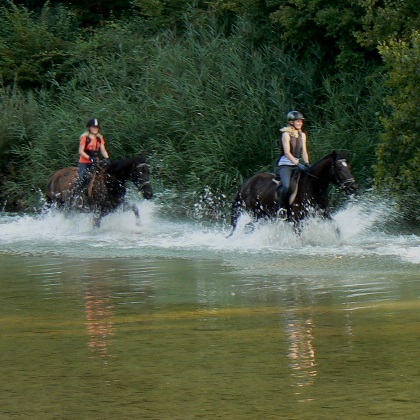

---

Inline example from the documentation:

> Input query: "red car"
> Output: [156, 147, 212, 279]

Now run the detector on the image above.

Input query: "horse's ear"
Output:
[132, 153, 147, 166]
[340, 150, 351, 160]
[331, 150, 337, 159]
[335, 150, 351, 160]
[136, 152, 147, 163]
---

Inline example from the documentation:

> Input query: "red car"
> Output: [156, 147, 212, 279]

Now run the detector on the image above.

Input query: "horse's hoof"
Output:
[74, 196, 84, 209]
[132, 226, 142, 233]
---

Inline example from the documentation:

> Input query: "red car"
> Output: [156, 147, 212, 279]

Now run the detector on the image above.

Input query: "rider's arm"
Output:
[79, 136, 91, 160]
[301, 133, 309, 164]
[282, 132, 299, 166]
[99, 142, 109, 159]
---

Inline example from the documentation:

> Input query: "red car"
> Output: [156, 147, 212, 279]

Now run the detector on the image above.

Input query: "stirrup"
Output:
[74, 196, 84, 209]
[278, 208, 287, 220]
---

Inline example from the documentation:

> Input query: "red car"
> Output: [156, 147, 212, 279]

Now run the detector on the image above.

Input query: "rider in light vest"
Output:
[275, 111, 310, 210]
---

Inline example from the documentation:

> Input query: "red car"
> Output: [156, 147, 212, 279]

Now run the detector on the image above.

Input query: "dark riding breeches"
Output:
[76, 163, 93, 195]
[276, 165, 300, 208]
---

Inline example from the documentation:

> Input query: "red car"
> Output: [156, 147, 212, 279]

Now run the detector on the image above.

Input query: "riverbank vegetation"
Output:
[0, 1, 418, 221]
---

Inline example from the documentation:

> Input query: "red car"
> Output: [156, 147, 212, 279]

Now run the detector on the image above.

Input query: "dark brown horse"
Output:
[46, 154, 153, 227]
[230, 151, 358, 234]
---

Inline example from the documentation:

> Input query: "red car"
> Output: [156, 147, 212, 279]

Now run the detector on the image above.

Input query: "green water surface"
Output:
[0, 254, 419, 419]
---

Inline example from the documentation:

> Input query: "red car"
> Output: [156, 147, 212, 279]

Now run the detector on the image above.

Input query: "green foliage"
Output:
[0, 14, 383, 213]
[12, 0, 134, 25]
[0, 2, 79, 88]
[0, 1, 415, 223]
[375, 31, 420, 221]
[356, 0, 420, 49]
[310, 69, 386, 184]
[269, 0, 371, 70]
[0, 86, 45, 208]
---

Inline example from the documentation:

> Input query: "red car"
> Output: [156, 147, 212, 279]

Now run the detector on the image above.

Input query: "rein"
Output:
[331, 159, 355, 190]
[137, 180, 151, 188]
[304, 170, 322, 181]
[305, 158, 354, 190]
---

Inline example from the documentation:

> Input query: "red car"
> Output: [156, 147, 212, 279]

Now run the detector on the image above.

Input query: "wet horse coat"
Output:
[230, 151, 358, 234]
[46, 155, 153, 226]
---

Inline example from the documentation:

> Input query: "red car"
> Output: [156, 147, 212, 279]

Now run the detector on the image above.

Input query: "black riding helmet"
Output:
[86, 118, 100, 129]
[287, 111, 305, 121]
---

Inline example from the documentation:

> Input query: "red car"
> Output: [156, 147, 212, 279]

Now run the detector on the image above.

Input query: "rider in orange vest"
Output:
[76, 118, 110, 200]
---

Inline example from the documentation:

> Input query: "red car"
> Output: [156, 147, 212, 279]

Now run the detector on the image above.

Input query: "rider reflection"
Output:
[283, 282, 318, 389]
[84, 280, 114, 359]
[285, 311, 317, 388]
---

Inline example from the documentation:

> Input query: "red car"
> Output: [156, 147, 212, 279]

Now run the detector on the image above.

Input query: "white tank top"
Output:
[278, 155, 296, 166]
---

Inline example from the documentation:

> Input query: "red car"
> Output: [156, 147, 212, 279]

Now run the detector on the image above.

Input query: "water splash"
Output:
[0, 194, 419, 264]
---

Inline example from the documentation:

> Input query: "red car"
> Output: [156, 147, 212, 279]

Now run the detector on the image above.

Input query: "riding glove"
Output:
[298, 163, 310, 172]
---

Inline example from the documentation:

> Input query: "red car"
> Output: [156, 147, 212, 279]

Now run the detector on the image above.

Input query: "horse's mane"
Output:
[310, 150, 350, 171]
[106, 154, 147, 175]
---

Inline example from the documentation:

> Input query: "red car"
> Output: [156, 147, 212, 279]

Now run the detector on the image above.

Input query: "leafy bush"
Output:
[1, 15, 383, 214]
[0, 2, 79, 89]
[375, 31, 420, 222]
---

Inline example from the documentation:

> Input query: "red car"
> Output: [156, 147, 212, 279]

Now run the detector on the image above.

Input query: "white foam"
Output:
[0, 196, 418, 265]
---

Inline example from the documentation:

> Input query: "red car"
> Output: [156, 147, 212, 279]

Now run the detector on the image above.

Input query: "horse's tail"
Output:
[228, 192, 243, 237]
[45, 175, 61, 206]
[45, 177, 53, 203]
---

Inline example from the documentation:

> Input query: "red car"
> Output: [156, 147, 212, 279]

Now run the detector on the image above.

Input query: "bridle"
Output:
[331, 159, 355, 191]
[305, 158, 355, 191]
[132, 163, 151, 189]
[137, 180, 151, 189]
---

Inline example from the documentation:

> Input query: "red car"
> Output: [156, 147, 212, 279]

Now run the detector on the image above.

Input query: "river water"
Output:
[0, 197, 419, 419]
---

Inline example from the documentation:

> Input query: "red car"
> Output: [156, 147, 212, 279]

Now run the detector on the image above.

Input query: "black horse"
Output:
[230, 151, 358, 234]
[46, 154, 154, 227]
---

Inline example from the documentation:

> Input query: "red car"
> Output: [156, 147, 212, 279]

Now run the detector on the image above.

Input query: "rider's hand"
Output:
[298, 163, 306, 171]
[104, 158, 111, 165]
[90, 157, 96, 164]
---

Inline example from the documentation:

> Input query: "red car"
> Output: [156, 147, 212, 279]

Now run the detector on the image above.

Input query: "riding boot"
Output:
[276, 185, 289, 218]
[74, 177, 88, 208]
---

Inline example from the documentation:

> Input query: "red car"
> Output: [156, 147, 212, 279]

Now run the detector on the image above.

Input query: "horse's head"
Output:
[330, 151, 358, 196]
[131, 161, 154, 199]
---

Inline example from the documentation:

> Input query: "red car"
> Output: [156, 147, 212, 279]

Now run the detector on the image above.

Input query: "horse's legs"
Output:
[122, 202, 141, 225]
[244, 220, 257, 234]
[93, 213, 102, 228]
[132, 204, 141, 226]
[292, 220, 303, 236]
[227, 194, 243, 237]
[324, 213, 341, 238]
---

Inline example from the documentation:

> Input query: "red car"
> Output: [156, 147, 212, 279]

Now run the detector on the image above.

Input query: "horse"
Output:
[229, 150, 358, 234]
[46, 154, 154, 227]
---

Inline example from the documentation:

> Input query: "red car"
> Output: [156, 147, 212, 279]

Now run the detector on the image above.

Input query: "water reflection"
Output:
[285, 311, 317, 388]
[283, 281, 318, 390]
[84, 279, 114, 359]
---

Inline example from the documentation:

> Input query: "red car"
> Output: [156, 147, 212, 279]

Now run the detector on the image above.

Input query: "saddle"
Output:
[74, 171, 97, 209]
[272, 169, 301, 205]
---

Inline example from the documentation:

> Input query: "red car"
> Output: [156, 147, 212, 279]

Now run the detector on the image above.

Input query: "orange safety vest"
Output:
[79, 133, 105, 164]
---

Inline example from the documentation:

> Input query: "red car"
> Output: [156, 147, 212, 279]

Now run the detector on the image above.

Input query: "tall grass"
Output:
[1, 16, 384, 216]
